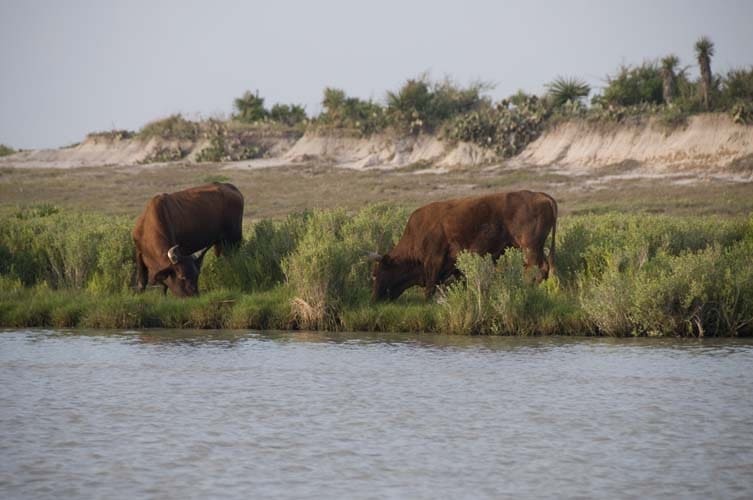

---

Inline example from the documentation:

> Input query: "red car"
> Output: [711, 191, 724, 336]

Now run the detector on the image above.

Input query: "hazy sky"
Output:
[1, 0, 752, 149]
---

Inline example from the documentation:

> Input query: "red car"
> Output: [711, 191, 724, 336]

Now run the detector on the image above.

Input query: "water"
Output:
[1, 330, 752, 499]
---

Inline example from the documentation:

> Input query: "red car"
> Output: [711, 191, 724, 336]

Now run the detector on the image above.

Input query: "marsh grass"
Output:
[1, 207, 752, 336]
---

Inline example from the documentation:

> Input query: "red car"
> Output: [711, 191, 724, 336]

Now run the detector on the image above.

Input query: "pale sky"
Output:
[1, 0, 752, 149]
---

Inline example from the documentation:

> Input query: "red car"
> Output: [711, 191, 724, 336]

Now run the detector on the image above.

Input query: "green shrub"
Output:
[628, 240, 753, 337]
[233, 90, 269, 123]
[316, 87, 387, 136]
[269, 104, 308, 126]
[0, 210, 134, 291]
[195, 120, 262, 163]
[0, 144, 17, 157]
[603, 62, 664, 106]
[386, 76, 488, 134]
[202, 212, 311, 293]
[138, 114, 200, 141]
[720, 67, 753, 107]
[445, 93, 549, 157]
[281, 204, 410, 329]
[438, 251, 571, 335]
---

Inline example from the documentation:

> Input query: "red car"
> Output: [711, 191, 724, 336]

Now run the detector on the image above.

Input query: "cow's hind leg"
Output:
[216, 221, 243, 257]
[523, 246, 548, 283]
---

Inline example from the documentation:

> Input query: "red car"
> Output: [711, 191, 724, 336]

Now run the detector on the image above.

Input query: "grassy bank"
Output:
[2, 206, 752, 336]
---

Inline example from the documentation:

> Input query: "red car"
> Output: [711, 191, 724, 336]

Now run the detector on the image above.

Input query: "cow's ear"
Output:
[153, 267, 174, 283]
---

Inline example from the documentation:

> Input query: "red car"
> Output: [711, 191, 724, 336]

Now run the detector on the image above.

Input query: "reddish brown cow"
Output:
[369, 190, 557, 301]
[132, 183, 244, 297]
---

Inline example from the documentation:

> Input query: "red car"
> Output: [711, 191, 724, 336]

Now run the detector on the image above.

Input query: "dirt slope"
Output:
[517, 113, 753, 172]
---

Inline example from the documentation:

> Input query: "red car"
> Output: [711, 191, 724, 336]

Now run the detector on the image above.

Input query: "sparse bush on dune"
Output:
[444, 93, 550, 157]
[232, 89, 309, 128]
[720, 67, 753, 124]
[233, 90, 269, 124]
[313, 87, 387, 136]
[86, 130, 135, 141]
[0, 144, 16, 157]
[1, 207, 752, 336]
[602, 62, 665, 107]
[269, 104, 308, 127]
[138, 114, 200, 141]
[194, 119, 263, 163]
[386, 76, 489, 134]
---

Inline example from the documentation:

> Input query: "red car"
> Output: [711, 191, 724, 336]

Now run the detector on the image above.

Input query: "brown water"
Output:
[1, 329, 752, 499]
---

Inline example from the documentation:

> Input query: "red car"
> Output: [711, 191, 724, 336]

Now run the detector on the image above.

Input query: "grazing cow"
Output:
[369, 190, 557, 301]
[132, 182, 244, 297]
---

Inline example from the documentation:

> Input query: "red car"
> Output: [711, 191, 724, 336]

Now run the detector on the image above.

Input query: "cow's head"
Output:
[156, 245, 206, 297]
[368, 252, 418, 301]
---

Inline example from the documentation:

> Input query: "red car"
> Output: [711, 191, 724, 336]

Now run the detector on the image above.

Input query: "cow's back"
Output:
[134, 183, 243, 256]
[393, 190, 555, 261]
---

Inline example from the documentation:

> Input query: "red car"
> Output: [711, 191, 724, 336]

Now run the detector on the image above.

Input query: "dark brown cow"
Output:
[132, 182, 244, 297]
[369, 190, 557, 301]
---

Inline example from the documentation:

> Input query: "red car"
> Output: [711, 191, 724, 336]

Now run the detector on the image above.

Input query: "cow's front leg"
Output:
[135, 252, 148, 292]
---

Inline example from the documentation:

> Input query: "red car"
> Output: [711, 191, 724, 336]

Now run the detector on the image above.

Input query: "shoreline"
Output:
[2, 210, 751, 337]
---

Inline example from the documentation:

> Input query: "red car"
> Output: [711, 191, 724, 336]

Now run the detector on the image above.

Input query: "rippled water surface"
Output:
[1, 329, 753, 499]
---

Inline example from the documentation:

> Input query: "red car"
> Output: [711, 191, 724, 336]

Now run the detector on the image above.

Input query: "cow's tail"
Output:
[547, 196, 558, 279]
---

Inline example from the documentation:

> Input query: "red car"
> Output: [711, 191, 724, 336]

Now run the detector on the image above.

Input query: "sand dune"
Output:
[2, 114, 751, 178]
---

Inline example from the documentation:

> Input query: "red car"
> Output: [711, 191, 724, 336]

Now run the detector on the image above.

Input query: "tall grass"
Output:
[281, 204, 411, 329]
[1, 206, 751, 336]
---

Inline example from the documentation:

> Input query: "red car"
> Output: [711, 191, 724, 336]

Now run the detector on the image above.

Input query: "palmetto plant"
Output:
[694, 37, 715, 110]
[661, 55, 680, 105]
[545, 76, 591, 107]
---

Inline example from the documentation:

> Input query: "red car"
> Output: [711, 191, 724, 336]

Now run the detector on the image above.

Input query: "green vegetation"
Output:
[545, 76, 591, 108]
[194, 119, 263, 163]
[138, 114, 200, 141]
[58, 35, 749, 166]
[233, 90, 308, 127]
[444, 93, 549, 157]
[86, 130, 135, 141]
[269, 104, 308, 127]
[385, 77, 489, 134]
[601, 62, 665, 107]
[314, 87, 387, 136]
[2, 206, 752, 336]
[233, 91, 269, 123]
[0, 144, 16, 157]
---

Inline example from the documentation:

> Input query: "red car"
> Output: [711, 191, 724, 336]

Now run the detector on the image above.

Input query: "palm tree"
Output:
[661, 55, 679, 105]
[694, 37, 715, 110]
[545, 76, 591, 108]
